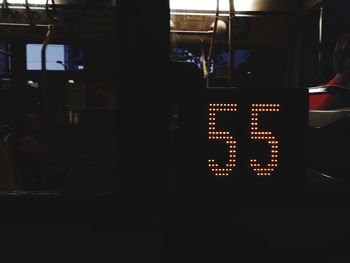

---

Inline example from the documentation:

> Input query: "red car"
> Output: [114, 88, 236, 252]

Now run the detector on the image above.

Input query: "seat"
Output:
[309, 85, 350, 128]
[308, 85, 350, 182]
[309, 85, 350, 110]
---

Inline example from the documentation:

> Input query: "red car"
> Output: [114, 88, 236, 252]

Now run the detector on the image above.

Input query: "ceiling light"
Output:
[170, 0, 257, 12]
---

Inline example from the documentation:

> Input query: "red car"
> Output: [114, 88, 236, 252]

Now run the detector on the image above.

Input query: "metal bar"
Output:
[171, 11, 296, 16]
[41, 24, 54, 190]
[318, 6, 323, 80]
[0, 23, 49, 27]
[1, 0, 8, 8]
[1, 0, 10, 17]
[0, 23, 113, 34]
[307, 168, 336, 181]
[206, 0, 220, 88]
[201, 43, 208, 79]
[228, 0, 235, 85]
[0, 49, 10, 56]
[46, 0, 58, 20]
[0, 22, 74, 27]
[170, 30, 214, 35]
[25, 0, 35, 26]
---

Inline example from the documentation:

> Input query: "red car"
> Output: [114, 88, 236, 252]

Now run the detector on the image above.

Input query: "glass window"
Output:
[26, 44, 66, 71]
[26, 44, 85, 71]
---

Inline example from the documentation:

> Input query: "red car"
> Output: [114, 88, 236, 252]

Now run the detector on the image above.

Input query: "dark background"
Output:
[4, 0, 350, 262]
[117, 0, 350, 262]
[300, 0, 350, 87]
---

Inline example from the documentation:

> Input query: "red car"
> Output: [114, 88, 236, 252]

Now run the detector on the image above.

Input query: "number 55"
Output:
[208, 103, 280, 177]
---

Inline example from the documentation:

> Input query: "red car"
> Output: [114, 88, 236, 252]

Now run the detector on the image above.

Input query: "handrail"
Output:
[171, 1, 235, 87]
[201, 43, 209, 78]
[206, 0, 220, 88]
[1, 0, 9, 17]
[25, 0, 35, 26]
[228, 0, 235, 85]
[41, 24, 54, 190]
[170, 30, 214, 35]
[46, 0, 58, 21]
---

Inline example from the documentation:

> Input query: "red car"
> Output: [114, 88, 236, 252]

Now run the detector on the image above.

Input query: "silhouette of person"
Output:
[6, 106, 77, 190]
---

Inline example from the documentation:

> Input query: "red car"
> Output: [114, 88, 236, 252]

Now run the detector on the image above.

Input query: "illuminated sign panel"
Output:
[208, 102, 281, 177]
[176, 88, 308, 192]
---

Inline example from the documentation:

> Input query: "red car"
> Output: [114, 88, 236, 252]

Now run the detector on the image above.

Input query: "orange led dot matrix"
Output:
[208, 103, 237, 177]
[250, 104, 280, 176]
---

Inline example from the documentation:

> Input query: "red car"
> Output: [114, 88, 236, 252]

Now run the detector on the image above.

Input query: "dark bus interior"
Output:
[0, 1, 116, 194]
[0, 1, 117, 262]
[125, 0, 350, 262]
[2, 0, 350, 262]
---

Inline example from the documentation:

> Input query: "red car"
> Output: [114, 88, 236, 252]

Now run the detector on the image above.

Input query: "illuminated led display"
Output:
[207, 103, 281, 177]
[250, 104, 280, 176]
[175, 88, 307, 186]
[208, 103, 237, 177]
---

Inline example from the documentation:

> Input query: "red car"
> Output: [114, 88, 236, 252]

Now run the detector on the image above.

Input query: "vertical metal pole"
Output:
[318, 6, 323, 80]
[41, 24, 54, 190]
[228, 0, 235, 86]
[206, 0, 220, 88]
[25, 0, 34, 26]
